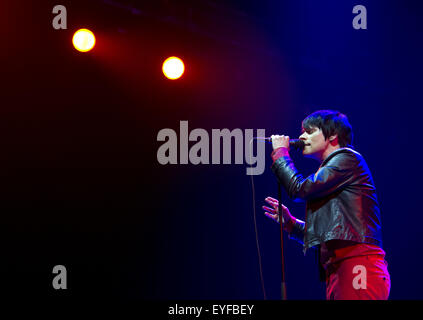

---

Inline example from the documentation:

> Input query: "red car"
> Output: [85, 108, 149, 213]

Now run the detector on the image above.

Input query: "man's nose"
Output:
[299, 132, 306, 140]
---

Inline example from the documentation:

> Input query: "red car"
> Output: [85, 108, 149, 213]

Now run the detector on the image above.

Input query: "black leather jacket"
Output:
[271, 147, 383, 253]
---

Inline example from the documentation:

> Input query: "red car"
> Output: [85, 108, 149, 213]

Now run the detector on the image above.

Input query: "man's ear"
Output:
[329, 134, 338, 143]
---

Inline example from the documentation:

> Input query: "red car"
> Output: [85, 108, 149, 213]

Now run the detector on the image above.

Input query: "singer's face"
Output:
[299, 126, 329, 161]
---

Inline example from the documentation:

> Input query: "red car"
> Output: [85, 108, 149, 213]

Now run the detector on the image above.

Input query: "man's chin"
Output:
[302, 151, 315, 159]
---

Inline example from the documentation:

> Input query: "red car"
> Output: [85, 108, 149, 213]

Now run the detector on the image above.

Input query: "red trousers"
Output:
[325, 254, 391, 300]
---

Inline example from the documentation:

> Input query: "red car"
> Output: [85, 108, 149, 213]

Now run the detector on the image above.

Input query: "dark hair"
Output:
[302, 110, 353, 148]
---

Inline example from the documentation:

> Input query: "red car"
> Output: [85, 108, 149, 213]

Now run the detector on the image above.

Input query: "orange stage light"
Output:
[72, 29, 96, 52]
[162, 57, 185, 80]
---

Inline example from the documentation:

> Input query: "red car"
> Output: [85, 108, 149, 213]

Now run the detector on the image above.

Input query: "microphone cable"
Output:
[248, 137, 267, 300]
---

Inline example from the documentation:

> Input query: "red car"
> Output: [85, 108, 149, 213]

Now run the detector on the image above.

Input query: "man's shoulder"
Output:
[335, 147, 363, 159]
[324, 147, 364, 167]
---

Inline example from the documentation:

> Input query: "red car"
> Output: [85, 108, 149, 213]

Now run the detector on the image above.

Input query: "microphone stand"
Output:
[278, 182, 287, 300]
[272, 139, 303, 300]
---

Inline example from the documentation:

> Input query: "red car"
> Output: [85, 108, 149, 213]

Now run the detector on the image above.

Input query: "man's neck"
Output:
[321, 145, 341, 163]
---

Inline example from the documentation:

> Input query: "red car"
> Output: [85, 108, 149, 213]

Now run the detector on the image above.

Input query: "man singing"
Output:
[263, 110, 390, 300]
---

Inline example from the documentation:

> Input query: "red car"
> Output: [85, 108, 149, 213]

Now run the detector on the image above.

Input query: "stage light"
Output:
[72, 29, 96, 52]
[162, 57, 185, 80]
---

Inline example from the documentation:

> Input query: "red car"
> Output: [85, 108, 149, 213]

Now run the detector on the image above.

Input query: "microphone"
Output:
[255, 137, 305, 150]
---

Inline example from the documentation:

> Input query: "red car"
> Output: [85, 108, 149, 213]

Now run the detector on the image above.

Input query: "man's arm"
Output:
[271, 148, 357, 201]
[286, 217, 306, 244]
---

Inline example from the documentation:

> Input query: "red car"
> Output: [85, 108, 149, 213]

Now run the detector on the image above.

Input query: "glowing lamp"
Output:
[72, 29, 96, 52]
[162, 57, 185, 80]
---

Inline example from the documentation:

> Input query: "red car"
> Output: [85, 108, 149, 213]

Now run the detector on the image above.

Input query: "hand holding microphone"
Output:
[267, 135, 305, 151]
[270, 135, 290, 150]
[253, 135, 305, 151]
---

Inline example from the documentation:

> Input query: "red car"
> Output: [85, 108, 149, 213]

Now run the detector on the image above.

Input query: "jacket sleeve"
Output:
[271, 151, 356, 201]
[288, 218, 306, 244]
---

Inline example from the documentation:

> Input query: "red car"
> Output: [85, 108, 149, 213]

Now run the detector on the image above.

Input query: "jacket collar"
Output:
[320, 147, 361, 167]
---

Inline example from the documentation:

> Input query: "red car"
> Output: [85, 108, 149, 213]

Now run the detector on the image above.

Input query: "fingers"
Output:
[270, 135, 290, 140]
[264, 211, 279, 223]
[265, 196, 278, 202]
[270, 135, 290, 150]
[262, 205, 277, 214]
[263, 205, 283, 224]
[263, 211, 283, 224]
[265, 197, 287, 209]
[265, 197, 277, 207]
[263, 197, 289, 225]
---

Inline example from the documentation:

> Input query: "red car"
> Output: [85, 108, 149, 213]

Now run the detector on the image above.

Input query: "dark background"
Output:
[1, 0, 422, 300]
